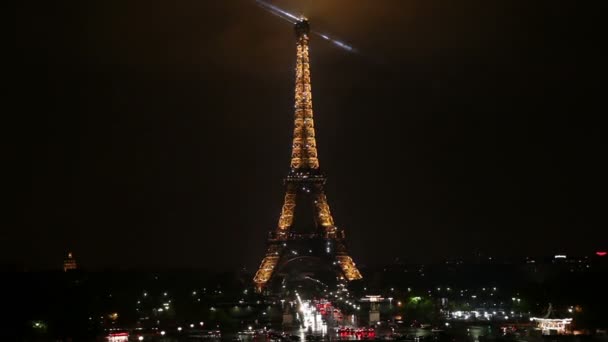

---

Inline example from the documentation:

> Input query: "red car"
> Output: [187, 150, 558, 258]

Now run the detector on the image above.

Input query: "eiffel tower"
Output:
[253, 18, 362, 292]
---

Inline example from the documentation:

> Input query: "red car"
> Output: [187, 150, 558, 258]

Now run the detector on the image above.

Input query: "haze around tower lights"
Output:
[10, 0, 604, 270]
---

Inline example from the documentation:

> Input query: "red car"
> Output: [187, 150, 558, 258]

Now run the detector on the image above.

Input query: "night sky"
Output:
[10, 1, 605, 270]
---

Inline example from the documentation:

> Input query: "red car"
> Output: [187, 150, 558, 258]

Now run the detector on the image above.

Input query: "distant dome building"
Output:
[63, 252, 77, 272]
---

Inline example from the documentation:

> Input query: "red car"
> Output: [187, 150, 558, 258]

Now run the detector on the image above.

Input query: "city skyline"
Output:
[10, 1, 605, 271]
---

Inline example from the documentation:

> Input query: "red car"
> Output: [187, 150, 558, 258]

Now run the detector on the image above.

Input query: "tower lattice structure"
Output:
[253, 19, 362, 292]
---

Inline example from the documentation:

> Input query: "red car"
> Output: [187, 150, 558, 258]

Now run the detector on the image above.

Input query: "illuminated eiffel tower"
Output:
[253, 19, 362, 292]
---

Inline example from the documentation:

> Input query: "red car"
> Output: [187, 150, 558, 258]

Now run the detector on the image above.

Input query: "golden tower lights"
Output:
[253, 19, 362, 292]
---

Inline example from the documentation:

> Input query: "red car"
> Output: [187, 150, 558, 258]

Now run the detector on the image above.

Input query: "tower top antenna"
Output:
[295, 18, 310, 37]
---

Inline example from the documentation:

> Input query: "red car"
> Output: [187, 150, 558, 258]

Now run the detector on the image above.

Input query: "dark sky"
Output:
[9, 1, 605, 270]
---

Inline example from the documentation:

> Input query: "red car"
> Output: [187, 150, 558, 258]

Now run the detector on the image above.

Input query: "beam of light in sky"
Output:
[255, 0, 298, 24]
[313, 30, 356, 52]
[255, 0, 357, 54]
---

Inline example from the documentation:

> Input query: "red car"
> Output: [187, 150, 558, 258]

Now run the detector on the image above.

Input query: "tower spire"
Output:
[291, 18, 319, 170]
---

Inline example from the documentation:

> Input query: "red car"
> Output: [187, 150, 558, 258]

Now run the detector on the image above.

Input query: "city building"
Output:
[63, 251, 77, 272]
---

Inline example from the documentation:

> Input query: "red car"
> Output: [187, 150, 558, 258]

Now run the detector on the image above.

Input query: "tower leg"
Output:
[253, 245, 282, 292]
[336, 255, 363, 281]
